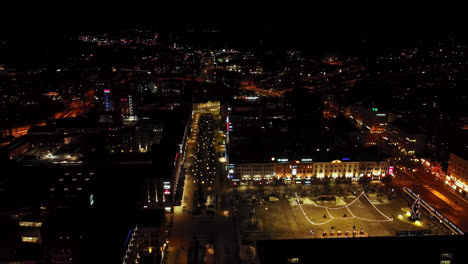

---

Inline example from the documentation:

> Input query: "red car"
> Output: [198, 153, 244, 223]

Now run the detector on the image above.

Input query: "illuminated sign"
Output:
[22, 237, 39, 243]
[342, 158, 350, 161]
[292, 168, 297, 176]
[19, 222, 43, 227]
[164, 190, 170, 195]
[104, 89, 110, 93]
[277, 159, 288, 162]
[372, 107, 378, 111]
[389, 166, 394, 175]
[163, 185, 171, 189]
[229, 169, 234, 173]
[376, 113, 386, 116]
[301, 158, 313, 162]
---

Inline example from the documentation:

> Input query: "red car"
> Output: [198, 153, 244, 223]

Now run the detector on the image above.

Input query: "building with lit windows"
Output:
[348, 104, 389, 146]
[384, 120, 426, 156]
[275, 159, 390, 183]
[136, 120, 163, 153]
[230, 163, 275, 185]
[103, 89, 112, 111]
[446, 152, 468, 198]
[348, 104, 388, 132]
[230, 158, 390, 185]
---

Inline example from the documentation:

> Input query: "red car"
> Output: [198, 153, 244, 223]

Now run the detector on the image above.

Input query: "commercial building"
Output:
[384, 120, 426, 156]
[446, 152, 468, 198]
[103, 89, 112, 111]
[229, 163, 275, 186]
[230, 158, 391, 185]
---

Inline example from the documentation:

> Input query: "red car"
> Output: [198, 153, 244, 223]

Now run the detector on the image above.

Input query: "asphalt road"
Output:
[393, 166, 468, 231]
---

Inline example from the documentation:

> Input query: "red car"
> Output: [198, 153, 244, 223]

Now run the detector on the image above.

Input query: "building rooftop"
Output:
[230, 143, 389, 163]
[257, 235, 468, 264]
[389, 119, 424, 135]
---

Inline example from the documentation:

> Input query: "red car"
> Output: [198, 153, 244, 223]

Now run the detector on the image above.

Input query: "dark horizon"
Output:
[1, 2, 466, 40]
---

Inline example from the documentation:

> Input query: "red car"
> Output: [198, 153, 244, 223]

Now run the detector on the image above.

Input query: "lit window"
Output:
[19, 221, 43, 227]
[22, 236, 39, 243]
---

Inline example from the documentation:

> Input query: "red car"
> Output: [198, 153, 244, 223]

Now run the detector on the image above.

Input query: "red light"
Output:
[233, 182, 237, 186]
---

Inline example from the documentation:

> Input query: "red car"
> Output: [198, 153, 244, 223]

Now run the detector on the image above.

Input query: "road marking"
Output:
[423, 185, 463, 211]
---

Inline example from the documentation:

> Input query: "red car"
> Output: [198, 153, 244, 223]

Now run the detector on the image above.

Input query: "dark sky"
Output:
[1, 2, 466, 48]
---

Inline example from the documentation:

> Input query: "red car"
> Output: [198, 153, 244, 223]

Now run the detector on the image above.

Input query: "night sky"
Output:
[0, 2, 466, 64]
[1, 2, 465, 40]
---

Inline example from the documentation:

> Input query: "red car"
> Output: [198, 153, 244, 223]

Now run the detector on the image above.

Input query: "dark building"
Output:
[256, 235, 468, 264]
[284, 88, 323, 123]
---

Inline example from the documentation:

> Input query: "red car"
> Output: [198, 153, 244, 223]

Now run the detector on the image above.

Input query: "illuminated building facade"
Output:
[231, 159, 391, 185]
[103, 89, 112, 111]
[136, 121, 163, 153]
[446, 153, 468, 197]
[230, 163, 275, 185]
[384, 121, 426, 156]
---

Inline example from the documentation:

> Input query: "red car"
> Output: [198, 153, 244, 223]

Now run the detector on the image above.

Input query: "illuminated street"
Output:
[393, 167, 468, 231]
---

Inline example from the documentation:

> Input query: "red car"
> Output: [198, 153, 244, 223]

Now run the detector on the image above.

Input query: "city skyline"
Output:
[1, 9, 468, 264]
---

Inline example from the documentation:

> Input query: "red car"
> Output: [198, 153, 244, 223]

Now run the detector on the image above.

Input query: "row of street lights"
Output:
[310, 225, 370, 238]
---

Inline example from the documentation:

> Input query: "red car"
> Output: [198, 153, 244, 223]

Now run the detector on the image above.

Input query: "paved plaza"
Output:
[234, 184, 449, 240]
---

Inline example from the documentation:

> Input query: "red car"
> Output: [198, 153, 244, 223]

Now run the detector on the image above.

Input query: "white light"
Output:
[294, 191, 393, 226]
